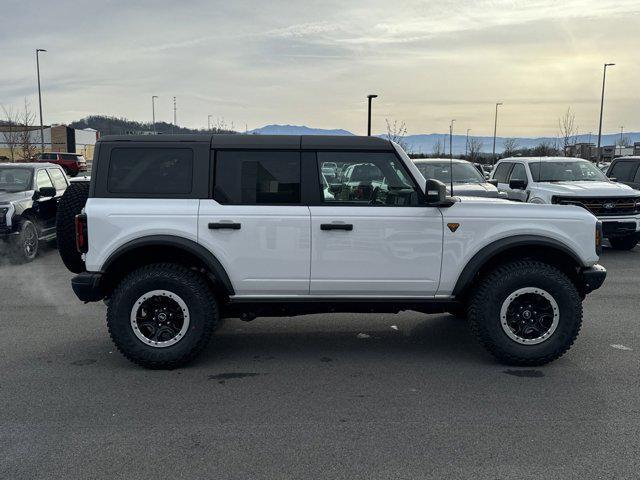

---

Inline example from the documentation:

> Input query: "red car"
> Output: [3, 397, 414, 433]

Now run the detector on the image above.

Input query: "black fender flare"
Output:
[451, 235, 585, 296]
[101, 235, 235, 295]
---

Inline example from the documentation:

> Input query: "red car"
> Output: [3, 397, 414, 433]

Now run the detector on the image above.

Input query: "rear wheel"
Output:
[56, 181, 89, 273]
[468, 260, 582, 366]
[608, 235, 638, 251]
[107, 263, 218, 369]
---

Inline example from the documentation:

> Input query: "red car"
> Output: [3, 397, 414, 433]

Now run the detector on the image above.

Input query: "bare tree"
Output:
[18, 100, 38, 161]
[503, 138, 519, 157]
[211, 117, 235, 134]
[431, 138, 444, 157]
[558, 107, 577, 155]
[467, 137, 483, 161]
[385, 119, 409, 151]
[618, 136, 631, 148]
[1, 105, 21, 161]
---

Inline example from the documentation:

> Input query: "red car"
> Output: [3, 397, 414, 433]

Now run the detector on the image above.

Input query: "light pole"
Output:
[35, 49, 47, 153]
[597, 63, 615, 161]
[492, 102, 503, 163]
[172, 97, 177, 134]
[367, 94, 378, 136]
[151, 96, 158, 134]
[449, 119, 456, 160]
[619, 125, 624, 156]
[208, 115, 212, 132]
[465, 128, 471, 157]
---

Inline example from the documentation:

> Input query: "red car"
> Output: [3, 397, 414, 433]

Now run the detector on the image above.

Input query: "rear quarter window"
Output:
[107, 148, 193, 194]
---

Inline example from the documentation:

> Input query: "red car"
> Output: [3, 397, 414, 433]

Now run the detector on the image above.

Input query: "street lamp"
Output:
[151, 96, 158, 134]
[367, 94, 378, 136]
[619, 125, 624, 156]
[492, 102, 503, 163]
[465, 129, 471, 157]
[172, 97, 177, 134]
[208, 115, 212, 131]
[449, 119, 456, 160]
[35, 49, 47, 153]
[597, 63, 615, 161]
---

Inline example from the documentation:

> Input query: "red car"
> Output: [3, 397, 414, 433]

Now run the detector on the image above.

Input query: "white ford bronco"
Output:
[492, 157, 640, 250]
[59, 135, 606, 369]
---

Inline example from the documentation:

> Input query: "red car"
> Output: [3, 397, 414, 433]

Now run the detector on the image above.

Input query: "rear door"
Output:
[198, 150, 311, 296]
[309, 151, 443, 296]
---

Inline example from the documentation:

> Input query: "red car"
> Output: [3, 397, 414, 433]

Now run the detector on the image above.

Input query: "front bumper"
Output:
[598, 215, 640, 237]
[71, 272, 104, 302]
[580, 264, 607, 294]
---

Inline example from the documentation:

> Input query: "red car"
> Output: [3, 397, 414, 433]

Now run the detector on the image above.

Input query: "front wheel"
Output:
[608, 235, 638, 251]
[11, 220, 39, 263]
[107, 263, 218, 369]
[468, 260, 582, 366]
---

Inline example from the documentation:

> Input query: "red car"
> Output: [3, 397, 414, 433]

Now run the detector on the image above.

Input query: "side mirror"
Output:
[424, 179, 447, 204]
[509, 179, 527, 190]
[487, 179, 498, 186]
[609, 177, 617, 182]
[37, 186, 57, 198]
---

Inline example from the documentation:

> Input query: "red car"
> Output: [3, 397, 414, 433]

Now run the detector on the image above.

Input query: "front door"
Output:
[198, 149, 311, 296]
[310, 151, 443, 296]
[504, 162, 530, 202]
[33, 169, 57, 234]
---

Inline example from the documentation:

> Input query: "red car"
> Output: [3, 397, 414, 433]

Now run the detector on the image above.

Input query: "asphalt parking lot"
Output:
[1, 244, 639, 479]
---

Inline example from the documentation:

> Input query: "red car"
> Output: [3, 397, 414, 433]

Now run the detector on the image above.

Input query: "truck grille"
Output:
[553, 196, 640, 216]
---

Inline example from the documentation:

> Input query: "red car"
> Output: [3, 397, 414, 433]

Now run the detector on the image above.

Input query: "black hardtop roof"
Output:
[98, 134, 394, 151]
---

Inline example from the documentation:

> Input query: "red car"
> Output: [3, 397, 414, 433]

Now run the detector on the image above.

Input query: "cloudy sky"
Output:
[1, 0, 638, 136]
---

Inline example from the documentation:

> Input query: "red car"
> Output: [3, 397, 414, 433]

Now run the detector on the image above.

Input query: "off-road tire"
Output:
[56, 181, 89, 273]
[468, 260, 582, 366]
[107, 263, 218, 369]
[11, 219, 39, 263]
[608, 235, 638, 251]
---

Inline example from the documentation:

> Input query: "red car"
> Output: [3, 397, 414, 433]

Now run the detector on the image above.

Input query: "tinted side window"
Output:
[108, 148, 193, 194]
[36, 170, 54, 189]
[509, 163, 527, 183]
[317, 152, 420, 206]
[610, 161, 636, 181]
[61, 154, 78, 161]
[48, 168, 68, 190]
[493, 163, 512, 183]
[214, 151, 300, 205]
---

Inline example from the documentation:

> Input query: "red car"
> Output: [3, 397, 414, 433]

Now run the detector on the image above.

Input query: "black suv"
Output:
[0, 163, 69, 261]
[607, 157, 640, 190]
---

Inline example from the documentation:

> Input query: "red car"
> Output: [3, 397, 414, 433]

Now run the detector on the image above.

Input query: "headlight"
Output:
[0, 204, 15, 227]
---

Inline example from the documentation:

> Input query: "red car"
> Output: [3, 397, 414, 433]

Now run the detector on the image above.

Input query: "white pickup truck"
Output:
[57, 135, 606, 369]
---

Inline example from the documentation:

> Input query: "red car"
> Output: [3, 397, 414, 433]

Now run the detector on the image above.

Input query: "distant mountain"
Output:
[247, 124, 353, 136]
[68, 115, 236, 136]
[398, 133, 640, 155]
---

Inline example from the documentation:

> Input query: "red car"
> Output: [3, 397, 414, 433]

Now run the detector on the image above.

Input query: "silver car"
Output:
[413, 158, 507, 198]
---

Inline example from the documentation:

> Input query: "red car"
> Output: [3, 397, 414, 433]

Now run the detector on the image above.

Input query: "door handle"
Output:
[320, 223, 353, 231]
[208, 222, 241, 230]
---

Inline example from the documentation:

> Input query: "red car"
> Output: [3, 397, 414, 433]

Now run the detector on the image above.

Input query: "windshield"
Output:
[529, 160, 608, 182]
[416, 162, 485, 184]
[0, 168, 33, 192]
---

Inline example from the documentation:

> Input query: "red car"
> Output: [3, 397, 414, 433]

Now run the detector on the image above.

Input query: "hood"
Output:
[0, 190, 31, 204]
[446, 182, 500, 198]
[536, 181, 640, 197]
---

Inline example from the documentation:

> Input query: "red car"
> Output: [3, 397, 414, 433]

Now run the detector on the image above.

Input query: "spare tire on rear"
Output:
[56, 181, 89, 273]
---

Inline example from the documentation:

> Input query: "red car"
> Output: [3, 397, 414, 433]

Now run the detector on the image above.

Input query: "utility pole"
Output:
[492, 102, 503, 164]
[597, 63, 615, 161]
[465, 128, 471, 157]
[208, 115, 212, 132]
[35, 49, 47, 153]
[172, 97, 177, 134]
[151, 96, 158, 134]
[367, 94, 378, 136]
[449, 119, 456, 160]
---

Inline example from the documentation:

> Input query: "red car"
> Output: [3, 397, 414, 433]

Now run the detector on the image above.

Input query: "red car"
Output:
[35, 152, 87, 177]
